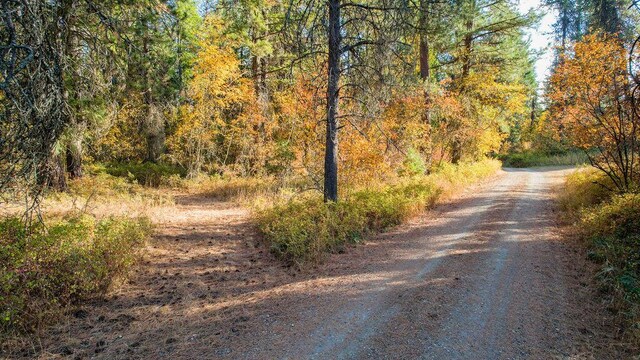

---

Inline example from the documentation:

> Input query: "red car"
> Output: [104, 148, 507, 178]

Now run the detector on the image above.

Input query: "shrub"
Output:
[0, 214, 152, 335]
[582, 194, 640, 240]
[53, 173, 174, 207]
[500, 150, 588, 168]
[258, 159, 499, 265]
[558, 167, 613, 214]
[259, 182, 441, 264]
[104, 162, 186, 187]
[561, 168, 640, 339]
[399, 148, 427, 176]
[429, 159, 501, 197]
[579, 194, 640, 337]
[183, 175, 280, 202]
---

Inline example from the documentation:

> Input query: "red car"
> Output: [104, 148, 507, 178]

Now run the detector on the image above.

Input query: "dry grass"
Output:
[559, 166, 640, 343]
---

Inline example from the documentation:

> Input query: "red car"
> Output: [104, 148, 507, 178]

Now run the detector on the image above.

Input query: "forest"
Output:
[2, 0, 640, 358]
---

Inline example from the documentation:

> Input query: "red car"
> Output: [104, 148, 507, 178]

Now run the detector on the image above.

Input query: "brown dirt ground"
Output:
[3, 167, 638, 359]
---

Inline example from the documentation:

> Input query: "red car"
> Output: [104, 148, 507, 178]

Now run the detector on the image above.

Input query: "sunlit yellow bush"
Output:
[258, 159, 500, 265]
[558, 167, 613, 214]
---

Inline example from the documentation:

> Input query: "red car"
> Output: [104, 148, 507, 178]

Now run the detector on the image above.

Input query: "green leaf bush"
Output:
[104, 162, 186, 187]
[0, 215, 152, 335]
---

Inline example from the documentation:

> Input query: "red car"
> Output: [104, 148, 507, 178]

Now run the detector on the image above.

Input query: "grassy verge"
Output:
[178, 175, 282, 202]
[500, 150, 588, 168]
[100, 162, 186, 187]
[258, 159, 501, 265]
[0, 214, 152, 336]
[57, 172, 174, 207]
[559, 168, 640, 340]
[82, 163, 284, 204]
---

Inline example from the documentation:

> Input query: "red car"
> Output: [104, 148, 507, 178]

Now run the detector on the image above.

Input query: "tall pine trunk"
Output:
[324, 0, 341, 202]
[142, 31, 164, 163]
[452, 0, 475, 164]
[419, 0, 431, 123]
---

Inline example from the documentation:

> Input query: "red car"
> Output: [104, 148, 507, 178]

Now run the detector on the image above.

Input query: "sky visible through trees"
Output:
[518, 0, 555, 86]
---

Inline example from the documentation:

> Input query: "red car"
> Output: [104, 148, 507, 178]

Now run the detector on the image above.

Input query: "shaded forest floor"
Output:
[4, 168, 638, 359]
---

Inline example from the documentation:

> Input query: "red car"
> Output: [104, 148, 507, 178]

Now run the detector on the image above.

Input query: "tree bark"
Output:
[42, 152, 67, 191]
[324, 0, 341, 202]
[461, 21, 473, 80]
[595, 0, 620, 34]
[560, 2, 568, 52]
[66, 134, 83, 179]
[145, 104, 165, 163]
[460, 0, 475, 80]
[419, 0, 431, 124]
[453, 0, 475, 164]
[252, 55, 260, 94]
[529, 95, 536, 128]
[451, 138, 462, 164]
[142, 29, 164, 163]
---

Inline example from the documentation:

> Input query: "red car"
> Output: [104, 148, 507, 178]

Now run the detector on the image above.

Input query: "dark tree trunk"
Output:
[252, 55, 269, 102]
[252, 55, 260, 94]
[145, 118, 165, 163]
[419, 36, 430, 81]
[451, 138, 462, 164]
[260, 57, 267, 92]
[42, 152, 67, 191]
[66, 136, 83, 179]
[461, 23, 473, 80]
[324, 0, 341, 202]
[142, 31, 164, 163]
[453, 0, 474, 164]
[529, 95, 536, 128]
[419, 36, 431, 124]
[460, 0, 475, 80]
[557, 0, 572, 54]
[419, 0, 431, 123]
[65, 17, 83, 179]
[595, 0, 620, 34]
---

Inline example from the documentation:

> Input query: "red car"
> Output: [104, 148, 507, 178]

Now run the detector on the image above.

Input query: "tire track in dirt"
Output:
[235, 167, 628, 359]
[298, 171, 528, 359]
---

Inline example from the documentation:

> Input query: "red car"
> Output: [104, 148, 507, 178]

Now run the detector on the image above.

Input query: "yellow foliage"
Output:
[168, 16, 262, 177]
[96, 94, 147, 160]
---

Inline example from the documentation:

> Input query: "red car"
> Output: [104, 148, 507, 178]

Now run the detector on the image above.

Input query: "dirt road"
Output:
[19, 167, 630, 359]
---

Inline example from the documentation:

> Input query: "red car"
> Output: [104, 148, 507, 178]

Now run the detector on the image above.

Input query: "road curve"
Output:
[227, 167, 619, 359]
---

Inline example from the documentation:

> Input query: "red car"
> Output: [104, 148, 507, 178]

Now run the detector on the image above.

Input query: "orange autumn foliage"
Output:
[549, 33, 640, 190]
[549, 33, 632, 149]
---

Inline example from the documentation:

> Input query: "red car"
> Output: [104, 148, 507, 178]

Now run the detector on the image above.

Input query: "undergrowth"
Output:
[500, 150, 588, 168]
[82, 163, 283, 204]
[0, 214, 152, 336]
[101, 162, 186, 187]
[180, 175, 282, 202]
[559, 168, 640, 340]
[558, 166, 613, 214]
[258, 159, 501, 265]
[57, 173, 174, 207]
